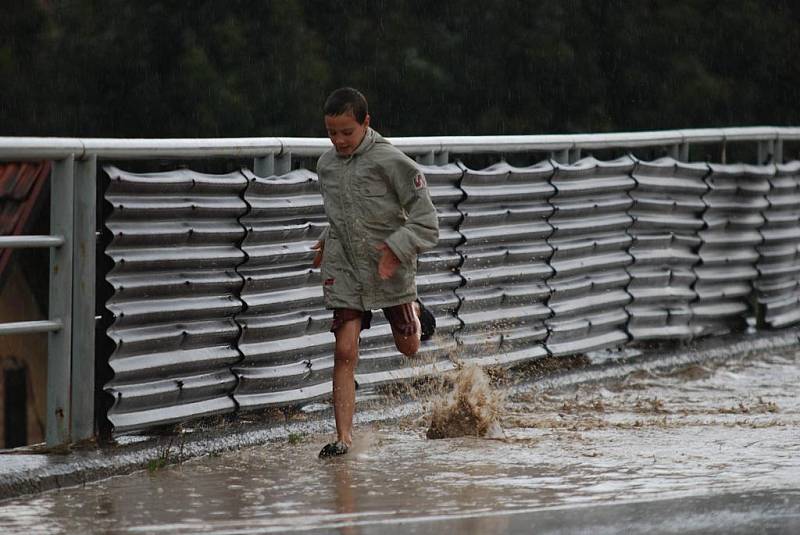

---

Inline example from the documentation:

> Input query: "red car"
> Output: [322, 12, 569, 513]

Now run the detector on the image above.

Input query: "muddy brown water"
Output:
[426, 364, 505, 440]
[1, 349, 799, 534]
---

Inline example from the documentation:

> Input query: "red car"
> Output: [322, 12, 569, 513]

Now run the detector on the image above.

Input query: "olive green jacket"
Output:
[317, 128, 439, 310]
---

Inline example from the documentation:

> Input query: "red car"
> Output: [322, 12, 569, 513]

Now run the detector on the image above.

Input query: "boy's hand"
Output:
[311, 240, 324, 268]
[377, 243, 401, 280]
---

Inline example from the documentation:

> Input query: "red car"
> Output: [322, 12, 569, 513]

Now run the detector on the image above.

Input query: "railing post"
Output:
[416, 151, 435, 165]
[679, 142, 690, 162]
[254, 153, 275, 176]
[757, 140, 775, 164]
[775, 139, 784, 164]
[255, 152, 290, 175]
[434, 151, 450, 165]
[47, 155, 74, 447]
[71, 154, 96, 442]
[276, 151, 292, 175]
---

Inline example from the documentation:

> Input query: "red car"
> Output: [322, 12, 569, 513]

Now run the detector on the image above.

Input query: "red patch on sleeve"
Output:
[414, 173, 426, 189]
[324, 278, 335, 286]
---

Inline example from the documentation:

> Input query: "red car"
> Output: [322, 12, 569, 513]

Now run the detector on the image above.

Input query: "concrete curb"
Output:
[1, 328, 797, 502]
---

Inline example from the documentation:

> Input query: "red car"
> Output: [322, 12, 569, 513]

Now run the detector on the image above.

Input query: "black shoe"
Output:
[319, 441, 348, 459]
[417, 299, 436, 342]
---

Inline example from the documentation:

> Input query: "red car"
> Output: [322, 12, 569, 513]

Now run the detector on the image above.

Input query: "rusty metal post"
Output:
[47, 155, 74, 447]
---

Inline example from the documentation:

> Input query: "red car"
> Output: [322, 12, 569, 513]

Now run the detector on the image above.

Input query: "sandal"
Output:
[318, 441, 349, 458]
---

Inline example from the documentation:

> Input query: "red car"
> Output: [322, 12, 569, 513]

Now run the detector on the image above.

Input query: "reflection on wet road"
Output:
[1, 349, 799, 534]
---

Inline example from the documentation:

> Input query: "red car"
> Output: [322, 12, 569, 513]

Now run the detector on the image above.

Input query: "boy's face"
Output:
[324, 111, 370, 156]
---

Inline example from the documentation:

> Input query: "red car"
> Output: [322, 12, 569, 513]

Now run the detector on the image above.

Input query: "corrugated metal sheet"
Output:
[232, 168, 330, 409]
[627, 158, 708, 340]
[103, 166, 247, 432]
[101, 157, 800, 434]
[754, 161, 800, 328]
[692, 163, 771, 335]
[545, 157, 635, 356]
[456, 161, 554, 364]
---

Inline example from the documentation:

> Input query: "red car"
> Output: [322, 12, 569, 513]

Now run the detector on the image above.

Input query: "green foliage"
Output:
[147, 457, 168, 473]
[1, 0, 798, 137]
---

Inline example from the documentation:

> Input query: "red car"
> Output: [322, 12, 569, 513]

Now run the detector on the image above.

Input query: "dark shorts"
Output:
[331, 303, 418, 337]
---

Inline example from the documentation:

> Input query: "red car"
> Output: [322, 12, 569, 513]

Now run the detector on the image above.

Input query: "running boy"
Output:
[313, 87, 439, 458]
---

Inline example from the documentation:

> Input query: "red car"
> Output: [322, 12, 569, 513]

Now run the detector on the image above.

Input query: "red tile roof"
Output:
[0, 162, 51, 279]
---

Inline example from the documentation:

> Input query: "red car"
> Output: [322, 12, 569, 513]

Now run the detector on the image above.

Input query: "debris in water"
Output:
[426, 365, 506, 440]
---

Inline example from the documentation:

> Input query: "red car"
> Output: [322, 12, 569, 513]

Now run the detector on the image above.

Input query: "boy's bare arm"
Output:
[312, 240, 324, 268]
[311, 226, 329, 268]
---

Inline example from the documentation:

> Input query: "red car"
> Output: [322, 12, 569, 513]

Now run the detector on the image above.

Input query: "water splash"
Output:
[426, 364, 506, 439]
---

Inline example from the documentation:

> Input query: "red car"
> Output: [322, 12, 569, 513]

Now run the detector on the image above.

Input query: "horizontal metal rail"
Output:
[1, 127, 799, 160]
[0, 235, 64, 338]
[0, 235, 64, 248]
[0, 320, 62, 335]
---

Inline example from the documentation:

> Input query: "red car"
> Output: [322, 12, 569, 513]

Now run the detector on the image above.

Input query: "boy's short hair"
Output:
[324, 87, 368, 123]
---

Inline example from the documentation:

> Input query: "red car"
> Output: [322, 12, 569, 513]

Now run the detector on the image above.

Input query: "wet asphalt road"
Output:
[0, 348, 798, 534]
[335, 488, 800, 534]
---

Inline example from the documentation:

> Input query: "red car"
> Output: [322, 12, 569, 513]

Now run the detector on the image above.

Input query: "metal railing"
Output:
[1, 126, 798, 446]
[2, 126, 799, 161]
[0, 155, 96, 446]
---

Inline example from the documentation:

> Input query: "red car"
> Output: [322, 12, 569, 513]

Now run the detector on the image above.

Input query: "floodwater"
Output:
[1, 348, 800, 534]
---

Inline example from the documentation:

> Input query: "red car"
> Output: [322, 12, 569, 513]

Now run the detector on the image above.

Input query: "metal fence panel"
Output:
[754, 161, 800, 327]
[103, 166, 246, 432]
[8, 130, 800, 441]
[456, 161, 554, 364]
[232, 168, 331, 409]
[99, 156, 800, 435]
[545, 157, 635, 356]
[692, 163, 771, 335]
[627, 158, 708, 340]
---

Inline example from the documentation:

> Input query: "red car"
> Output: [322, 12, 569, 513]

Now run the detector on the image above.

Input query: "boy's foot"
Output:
[416, 300, 436, 341]
[318, 441, 349, 459]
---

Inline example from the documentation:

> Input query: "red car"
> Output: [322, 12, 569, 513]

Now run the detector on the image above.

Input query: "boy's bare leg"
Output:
[391, 302, 422, 357]
[333, 317, 362, 446]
